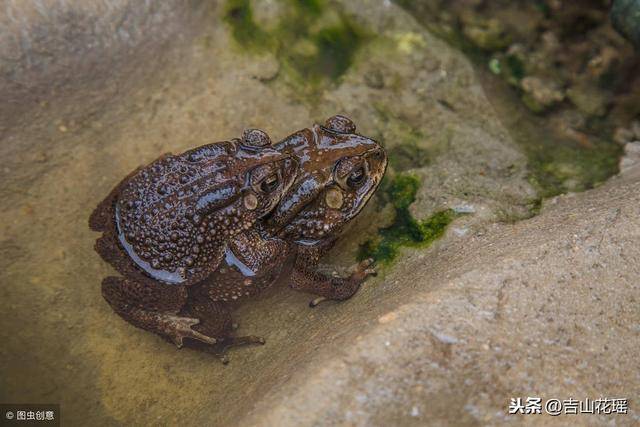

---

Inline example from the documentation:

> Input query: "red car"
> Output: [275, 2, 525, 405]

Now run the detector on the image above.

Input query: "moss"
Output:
[527, 139, 622, 198]
[224, 0, 368, 91]
[520, 93, 547, 114]
[488, 57, 501, 75]
[223, 0, 272, 50]
[488, 53, 525, 85]
[529, 197, 543, 216]
[504, 53, 525, 81]
[358, 174, 458, 264]
[295, 0, 324, 17]
[283, 19, 367, 83]
[534, 0, 551, 17]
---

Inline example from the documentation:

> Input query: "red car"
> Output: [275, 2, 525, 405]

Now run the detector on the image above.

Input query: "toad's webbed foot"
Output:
[349, 257, 377, 282]
[291, 257, 377, 306]
[310, 258, 377, 307]
[160, 315, 217, 348]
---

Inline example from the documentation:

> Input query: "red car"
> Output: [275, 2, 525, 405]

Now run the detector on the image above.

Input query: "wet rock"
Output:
[396, 0, 637, 176]
[611, 0, 640, 48]
[247, 54, 280, 82]
[452, 203, 476, 214]
[614, 121, 640, 144]
[363, 69, 384, 89]
[520, 76, 565, 113]
[567, 81, 610, 117]
[614, 127, 635, 144]
[619, 141, 640, 173]
[461, 15, 512, 51]
[0, 0, 201, 198]
[587, 45, 622, 79]
[251, 0, 286, 32]
[241, 153, 640, 427]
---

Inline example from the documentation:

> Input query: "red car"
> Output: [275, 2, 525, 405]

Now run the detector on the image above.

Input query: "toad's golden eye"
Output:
[260, 174, 279, 193]
[347, 166, 366, 188]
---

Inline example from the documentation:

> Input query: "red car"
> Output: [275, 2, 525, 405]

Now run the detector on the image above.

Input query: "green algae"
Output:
[223, 0, 272, 51]
[358, 174, 458, 264]
[302, 22, 365, 81]
[223, 0, 368, 89]
[504, 54, 525, 81]
[295, 0, 324, 17]
[527, 139, 622, 197]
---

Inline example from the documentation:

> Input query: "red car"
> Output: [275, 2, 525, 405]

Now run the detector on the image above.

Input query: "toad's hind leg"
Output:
[182, 298, 265, 363]
[102, 276, 216, 347]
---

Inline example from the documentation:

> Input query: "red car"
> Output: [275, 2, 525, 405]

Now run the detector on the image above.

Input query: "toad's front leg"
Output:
[181, 229, 289, 361]
[102, 277, 216, 347]
[289, 244, 376, 306]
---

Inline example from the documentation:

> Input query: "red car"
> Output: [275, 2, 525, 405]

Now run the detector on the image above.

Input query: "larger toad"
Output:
[90, 116, 387, 358]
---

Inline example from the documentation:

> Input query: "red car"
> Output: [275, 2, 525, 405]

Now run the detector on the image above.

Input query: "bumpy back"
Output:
[113, 142, 242, 284]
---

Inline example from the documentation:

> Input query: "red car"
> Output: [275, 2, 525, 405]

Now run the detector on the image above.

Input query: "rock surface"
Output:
[240, 162, 640, 427]
[0, 1, 637, 426]
[611, 0, 640, 48]
[620, 141, 640, 173]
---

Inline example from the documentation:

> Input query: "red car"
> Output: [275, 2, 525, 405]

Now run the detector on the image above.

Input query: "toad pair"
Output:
[90, 115, 387, 356]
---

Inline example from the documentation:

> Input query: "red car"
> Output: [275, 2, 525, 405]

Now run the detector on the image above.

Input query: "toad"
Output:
[90, 116, 387, 358]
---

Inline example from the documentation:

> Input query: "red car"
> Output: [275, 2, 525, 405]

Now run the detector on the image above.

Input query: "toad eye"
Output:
[260, 173, 280, 193]
[347, 166, 366, 188]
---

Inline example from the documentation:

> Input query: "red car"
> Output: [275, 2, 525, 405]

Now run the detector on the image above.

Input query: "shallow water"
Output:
[0, 4, 389, 425]
[0, 1, 628, 425]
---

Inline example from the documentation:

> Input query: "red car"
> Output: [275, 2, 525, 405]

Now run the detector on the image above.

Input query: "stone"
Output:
[619, 141, 640, 174]
[567, 82, 610, 117]
[240, 160, 640, 427]
[520, 76, 565, 113]
[461, 15, 512, 51]
[611, 0, 640, 48]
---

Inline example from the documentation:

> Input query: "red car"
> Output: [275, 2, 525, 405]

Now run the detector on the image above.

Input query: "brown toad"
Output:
[90, 130, 297, 348]
[90, 116, 387, 358]
[268, 115, 388, 306]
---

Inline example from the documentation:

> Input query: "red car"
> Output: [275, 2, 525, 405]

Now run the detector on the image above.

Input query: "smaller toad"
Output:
[268, 115, 388, 306]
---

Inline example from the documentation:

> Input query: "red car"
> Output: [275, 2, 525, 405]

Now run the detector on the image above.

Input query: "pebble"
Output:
[432, 331, 459, 344]
[453, 204, 476, 214]
[378, 312, 398, 324]
[619, 141, 640, 174]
